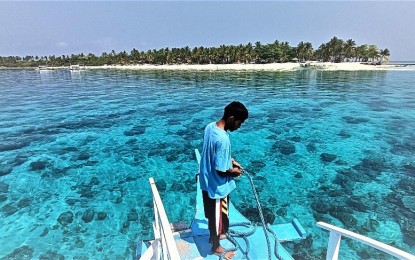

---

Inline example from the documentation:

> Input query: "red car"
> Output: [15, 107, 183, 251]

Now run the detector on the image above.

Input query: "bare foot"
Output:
[213, 245, 236, 259]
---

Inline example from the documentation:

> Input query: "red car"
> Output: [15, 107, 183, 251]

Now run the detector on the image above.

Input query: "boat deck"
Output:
[138, 176, 306, 260]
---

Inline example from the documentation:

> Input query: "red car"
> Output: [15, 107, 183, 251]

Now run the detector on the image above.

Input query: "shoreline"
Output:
[88, 62, 399, 71]
[1, 62, 412, 71]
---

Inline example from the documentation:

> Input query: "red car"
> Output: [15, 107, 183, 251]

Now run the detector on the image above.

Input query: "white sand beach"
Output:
[87, 62, 405, 72]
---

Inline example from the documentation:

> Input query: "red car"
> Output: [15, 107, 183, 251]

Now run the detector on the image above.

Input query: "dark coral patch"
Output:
[63, 146, 79, 152]
[400, 218, 415, 245]
[311, 201, 331, 214]
[77, 152, 90, 160]
[342, 116, 369, 124]
[124, 125, 146, 136]
[56, 119, 98, 130]
[57, 211, 74, 226]
[39, 250, 64, 260]
[364, 218, 379, 232]
[65, 198, 78, 206]
[345, 197, 369, 212]
[276, 208, 287, 217]
[127, 209, 139, 221]
[0, 181, 9, 193]
[1, 203, 18, 217]
[320, 153, 337, 163]
[329, 211, 358, 227]
[352, 156, 390, 179]
[246, 160, 266, 174]
[170, 180, 185, 192]
[30, 161, 47, 171]
[334, 168, 370, 185]
[155, 180, 167, 193]
[290, 136, 302, 142]
[13, 154, 30, 166]
[403, 163, 415, 177]
[294, 172, 303, 178]
[168, 118, 181, 125]
[39, 227, 49, 237]
[0, 194, 7, 203]
[17, 198, 31, 209]
[335, 160, 348, 166]
[273, 140, 296, 155]
[125, 138, 137, 144]
[0, 164, 13, 176]
[3, 245, 34, 259]
[338, 130, 352, 139]
[240, 206, 275, 224]
[89, 177, 99, 186]
[306, 142, 316, 153]
[0, 142, 29, 152]
[82, 209, 95, 223]
[166, 153, 178, 162]
[72, 177, 99, 198]
[97, 212, 107, 220]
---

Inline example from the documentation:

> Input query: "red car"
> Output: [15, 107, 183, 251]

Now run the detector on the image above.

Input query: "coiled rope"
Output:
[220, 170, 283, 260]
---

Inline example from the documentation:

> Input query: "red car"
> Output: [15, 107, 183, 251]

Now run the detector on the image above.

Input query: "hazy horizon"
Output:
[1, 1, 414, 61]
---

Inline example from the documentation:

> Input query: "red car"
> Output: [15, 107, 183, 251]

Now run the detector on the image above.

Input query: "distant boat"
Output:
[36, 65, 52, 71]
[300, 61, 311, 68]
[69, 64, 86, 71]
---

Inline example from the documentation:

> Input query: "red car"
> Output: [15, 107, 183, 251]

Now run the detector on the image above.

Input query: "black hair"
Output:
[223, 101, 248, 122]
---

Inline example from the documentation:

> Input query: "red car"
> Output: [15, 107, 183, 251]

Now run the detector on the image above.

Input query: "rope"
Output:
[267, 224, 285, 260]
[217, 222, 255, 260]
[227, 222, 257, 260]
[217, 170, 284, 260]
[243, 170, 273, 260]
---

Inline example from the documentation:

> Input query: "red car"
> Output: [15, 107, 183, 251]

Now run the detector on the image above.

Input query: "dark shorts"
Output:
[202, 190, 230, 250]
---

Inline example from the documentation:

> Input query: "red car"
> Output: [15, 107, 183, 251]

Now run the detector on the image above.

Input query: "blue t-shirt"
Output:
[199, 122, 235, 199]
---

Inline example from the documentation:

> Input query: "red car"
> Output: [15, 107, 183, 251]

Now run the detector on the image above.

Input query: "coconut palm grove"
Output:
[0, 36, 390, 68]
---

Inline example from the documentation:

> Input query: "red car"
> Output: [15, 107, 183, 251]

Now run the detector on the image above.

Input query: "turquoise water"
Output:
[0, 69, 414, 259]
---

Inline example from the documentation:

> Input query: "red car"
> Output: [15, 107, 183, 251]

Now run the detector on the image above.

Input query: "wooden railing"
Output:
[317, 222, 415, 260]
[145, 177, 181, 260]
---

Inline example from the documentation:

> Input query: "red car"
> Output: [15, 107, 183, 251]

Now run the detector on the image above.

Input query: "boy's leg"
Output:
[202, 191, 220, 249]
[214, 195, 236, 259]
[202, 191, 235, 259]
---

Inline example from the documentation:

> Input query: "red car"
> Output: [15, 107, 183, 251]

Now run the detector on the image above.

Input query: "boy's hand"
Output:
[232, 166, 243, 177]
[231, 158, 243, 169]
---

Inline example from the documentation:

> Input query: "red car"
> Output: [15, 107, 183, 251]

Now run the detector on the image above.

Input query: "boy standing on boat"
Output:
[199, 101, 248, 259]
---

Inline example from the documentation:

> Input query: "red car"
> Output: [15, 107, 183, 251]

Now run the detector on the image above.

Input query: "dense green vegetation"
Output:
[0, 36, 390, 67]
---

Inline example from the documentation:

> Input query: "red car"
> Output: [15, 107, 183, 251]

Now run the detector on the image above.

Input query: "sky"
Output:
[1, 1, 414, 61]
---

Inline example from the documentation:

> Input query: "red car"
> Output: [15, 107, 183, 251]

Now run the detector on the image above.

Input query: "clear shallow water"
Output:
[0, 69, 414, 259]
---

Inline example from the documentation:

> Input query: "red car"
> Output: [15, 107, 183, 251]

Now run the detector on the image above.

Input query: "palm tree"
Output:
[315, 43, 328, 62]
[379, 48, 390, 64]
[344, 39, 356, 62]
[356, 45, 369, 62]
[130, 48, 140, 63]
[327, 36, 345, 62]
[269, 40, 282, 63]
[303, 42, 313, 61]
[280, 41, 292, 62]
[296, 41, 305, 62]
[367, 45, 379, 63]
[254, 41, 263, 63]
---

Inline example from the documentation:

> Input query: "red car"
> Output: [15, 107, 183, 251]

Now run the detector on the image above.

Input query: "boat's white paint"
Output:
[317, 222, 415, 260]
[148, 177, 180, 260]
